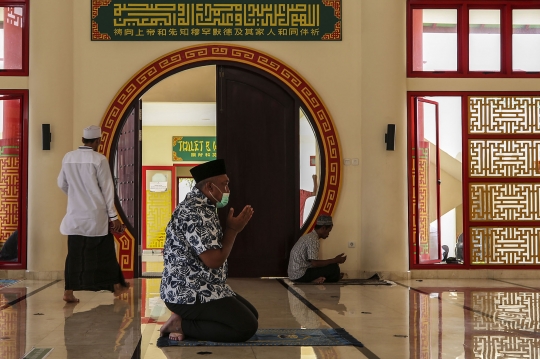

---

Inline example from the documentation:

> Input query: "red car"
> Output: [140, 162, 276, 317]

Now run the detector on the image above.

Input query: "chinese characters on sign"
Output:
[92, 0, 342, 41]
[172, 136, 217, 161]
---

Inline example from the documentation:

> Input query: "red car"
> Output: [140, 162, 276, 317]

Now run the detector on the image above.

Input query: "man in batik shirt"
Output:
[159, 159, 257, 343]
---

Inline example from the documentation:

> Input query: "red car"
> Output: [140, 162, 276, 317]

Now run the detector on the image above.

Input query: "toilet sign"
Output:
[172, 136, 216, 161]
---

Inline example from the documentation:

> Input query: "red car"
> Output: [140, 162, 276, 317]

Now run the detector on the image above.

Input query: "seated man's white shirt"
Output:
[287, 230, 319, 280]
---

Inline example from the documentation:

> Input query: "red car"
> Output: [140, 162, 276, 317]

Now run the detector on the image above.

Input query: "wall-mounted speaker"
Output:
[42, 124, 51, 150]
[385, 124, 395, 151]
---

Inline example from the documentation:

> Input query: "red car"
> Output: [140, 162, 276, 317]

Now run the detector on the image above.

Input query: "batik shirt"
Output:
[287, 230, 320, 280]
[160, 187, 235, 304]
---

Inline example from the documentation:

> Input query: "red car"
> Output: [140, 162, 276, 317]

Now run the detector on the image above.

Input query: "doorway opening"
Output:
[100, 44, 342, 278]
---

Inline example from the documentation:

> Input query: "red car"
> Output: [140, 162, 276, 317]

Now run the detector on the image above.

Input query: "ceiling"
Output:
[141, 102, 216, 127]
[141, 65, 216, 127]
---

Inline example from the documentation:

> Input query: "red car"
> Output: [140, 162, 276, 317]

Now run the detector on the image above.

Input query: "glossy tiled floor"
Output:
[2, 277, 540, 358]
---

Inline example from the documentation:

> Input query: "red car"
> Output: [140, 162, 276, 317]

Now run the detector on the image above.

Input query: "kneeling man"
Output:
[159, 159, 257, 343]
[288, 215, 347, 284]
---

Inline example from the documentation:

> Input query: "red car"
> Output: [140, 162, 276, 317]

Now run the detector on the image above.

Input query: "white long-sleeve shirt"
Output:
[57, 146, 118, 236]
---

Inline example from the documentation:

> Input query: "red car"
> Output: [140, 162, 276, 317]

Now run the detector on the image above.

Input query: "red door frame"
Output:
[408, 91, 540, 270]
[415, 98, 443, 264]
[0, 0, 29, 77]
[407, 0, 540, 78]
[0, 90, 28, 270]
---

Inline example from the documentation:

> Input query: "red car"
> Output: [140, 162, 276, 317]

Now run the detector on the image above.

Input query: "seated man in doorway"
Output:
[159, 159, 258, 343]
[287, 215, 347, 284]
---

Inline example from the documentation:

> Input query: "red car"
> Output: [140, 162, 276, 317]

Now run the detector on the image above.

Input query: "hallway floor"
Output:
[1, 277, 539, 359]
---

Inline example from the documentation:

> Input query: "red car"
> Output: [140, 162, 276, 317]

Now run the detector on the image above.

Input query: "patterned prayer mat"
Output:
[0, 279, 20, 289]
[157, 328, 363, 347]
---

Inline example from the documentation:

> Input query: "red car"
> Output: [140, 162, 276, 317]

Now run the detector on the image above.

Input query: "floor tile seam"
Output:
[276, 279, 380, 359]
[0, 279, 61, 311]
[139, 324, 158, 359]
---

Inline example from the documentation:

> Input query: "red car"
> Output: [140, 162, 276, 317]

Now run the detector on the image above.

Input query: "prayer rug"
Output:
[157, 328, 363, 347]
[0, 279, 20, 289]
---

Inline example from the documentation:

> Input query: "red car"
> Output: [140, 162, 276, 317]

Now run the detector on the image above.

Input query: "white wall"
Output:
[26, 0, 74, 273]
[359, 1, 408, 275]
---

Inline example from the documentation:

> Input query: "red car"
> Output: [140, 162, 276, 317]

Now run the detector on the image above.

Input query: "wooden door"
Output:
[217, 65, 298, 277]
[112, 101, 142, 276]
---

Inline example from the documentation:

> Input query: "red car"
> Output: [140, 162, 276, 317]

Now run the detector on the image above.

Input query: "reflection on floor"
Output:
[141, 251, 163, 277]
[2, 277, 540, 358]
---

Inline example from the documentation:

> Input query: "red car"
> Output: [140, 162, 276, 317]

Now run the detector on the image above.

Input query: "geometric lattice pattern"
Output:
[469, 97, 540, 134]
[472, 291, 540, 357]
[0, 292, 23, 359]
[470, 140, 540, 177]
[473, 291, 540, 330]
[471, 227, 540, 264]
[467, 96, 540, 267]
[418, 145, 430, 258]
[0, 156, 19, 247]
[474, 336, 540, 359]
[470, 183, 540, 221]
[145, 190, 171, 249]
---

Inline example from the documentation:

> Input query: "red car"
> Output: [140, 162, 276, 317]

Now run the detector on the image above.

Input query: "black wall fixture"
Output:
[42, 124, 51, 150]
[385, 124, 395, 151]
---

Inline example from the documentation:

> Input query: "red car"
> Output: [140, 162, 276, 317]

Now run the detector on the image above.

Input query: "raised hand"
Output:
[225, 205, 254, 233]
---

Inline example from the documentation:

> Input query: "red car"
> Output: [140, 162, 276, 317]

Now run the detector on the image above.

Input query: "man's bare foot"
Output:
[160, 313, 184, 341]
[169, 332, 185, 341]
[113, 283, 130, 297]
[63, 290, 79, 303]
[311, 277, 326, 284]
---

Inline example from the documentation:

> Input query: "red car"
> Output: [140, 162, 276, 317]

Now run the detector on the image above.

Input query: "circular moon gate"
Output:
[99, 44, 342, 276]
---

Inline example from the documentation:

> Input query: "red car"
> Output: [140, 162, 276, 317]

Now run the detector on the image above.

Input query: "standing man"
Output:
[288, 215, 347, 284]
[159, 159, 257, 344]
[58, 125, 129, 303]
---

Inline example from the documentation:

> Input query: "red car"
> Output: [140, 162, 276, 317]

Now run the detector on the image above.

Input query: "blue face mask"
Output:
[210, 183, 230, 208]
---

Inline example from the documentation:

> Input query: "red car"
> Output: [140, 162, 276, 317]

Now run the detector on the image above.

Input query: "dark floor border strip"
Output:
[276, 279, 380, 359]
[491, 278, 540, 291]
[0, 280, 61, 311]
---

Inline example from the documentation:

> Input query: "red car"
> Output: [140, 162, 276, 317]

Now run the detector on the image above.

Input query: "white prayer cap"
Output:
[83, 125, 101, 139]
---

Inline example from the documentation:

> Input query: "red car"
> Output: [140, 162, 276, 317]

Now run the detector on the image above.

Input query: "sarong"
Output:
[65, 233, 127, 292]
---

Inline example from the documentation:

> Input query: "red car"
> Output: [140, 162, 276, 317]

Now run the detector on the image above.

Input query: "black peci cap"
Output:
[190, 159, 227, 183]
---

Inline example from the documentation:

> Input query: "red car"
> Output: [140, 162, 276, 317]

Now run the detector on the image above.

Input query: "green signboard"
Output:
[173, 136, 216, 161]
[91, 0, 342, 41]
